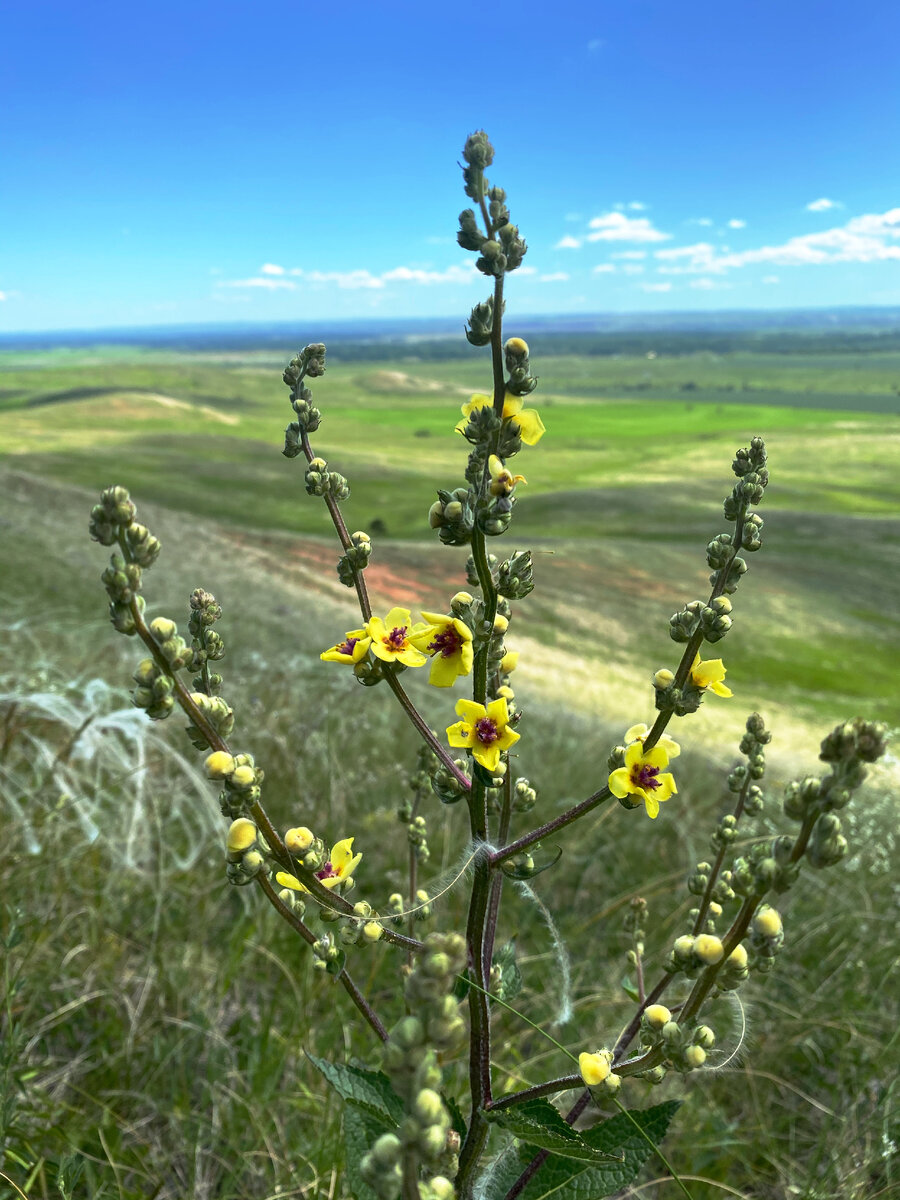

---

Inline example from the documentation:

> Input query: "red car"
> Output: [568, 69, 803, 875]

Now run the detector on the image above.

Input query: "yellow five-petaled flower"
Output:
[410, 611, 474, 687]
[320, 629, 371, 665]
[608, 742, 677, 819]
[447, 697, 520, 773]
[455, 392, 545, 446]
[276, 837, 362, 893]
[365, 607, 429, 668]
[690, 653, 732, 697]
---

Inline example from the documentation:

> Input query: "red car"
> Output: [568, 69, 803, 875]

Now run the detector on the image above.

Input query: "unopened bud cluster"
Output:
[304, 456, 350, 501]
[204, 749, 263, 819]
[283, 344, 325, 456]
[337, 530, 372, 587]
[188, 588, 225, 693]
[639, 1003, 716, 1075]
[224, 816, 269, 886]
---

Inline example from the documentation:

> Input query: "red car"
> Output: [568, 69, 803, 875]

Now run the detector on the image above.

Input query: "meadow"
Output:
[0, 325, 898, 1199]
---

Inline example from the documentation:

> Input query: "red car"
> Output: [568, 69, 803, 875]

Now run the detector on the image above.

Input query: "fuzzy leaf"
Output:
[484, 1098, 622, 1163]
[307, 1053, 403, 1125]
[344, 1103, 394, 1200]
[483, 1100, 681, 1200]
[493, 938, 523, 1003]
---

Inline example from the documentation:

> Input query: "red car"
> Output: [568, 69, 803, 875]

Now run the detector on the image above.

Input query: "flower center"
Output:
[429, 626, 462, 658]
[474, 717, 500, 746]
[316, 862, 338, 880]
[338, 637, 360, 656]
[632, 763, 661, 791]
[384, 625, 408, 651]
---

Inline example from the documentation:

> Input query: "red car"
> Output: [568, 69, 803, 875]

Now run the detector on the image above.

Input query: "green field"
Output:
[1, 329, 898, 1200]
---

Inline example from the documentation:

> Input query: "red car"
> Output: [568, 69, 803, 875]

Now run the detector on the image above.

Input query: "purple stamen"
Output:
[428, 627, 462, 658]
[384, 625, 408, 650]
[338, 637, 359, 656]
[316, 862, 338, 880]
[474, 718, 500, 746]
[632, 764, 661, 791]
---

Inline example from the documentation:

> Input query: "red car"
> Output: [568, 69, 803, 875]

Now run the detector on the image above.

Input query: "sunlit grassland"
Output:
[1, 338, 898, 1199]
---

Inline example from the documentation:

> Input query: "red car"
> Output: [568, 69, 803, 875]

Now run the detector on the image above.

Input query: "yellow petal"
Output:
[486, 697, 511, 728]
[472, 743, 501, 773]
[456, 698, 487, 724]
[625, 723, 650, 743]
[658, 733, 681, 758]
[459, 642, 474, 674]
[510, 408, 545, 446]
[608, 767, 633, 798]
[497, 726, 520, 753]
[396, 646, 428, 667]
[275, 870, 306, 892]
[501, 393, 524, 418]
[383, 607, 412, 631]
[447, 720, 475, 749]
[500, 650, 519, 673]
[624, 742, 645, 768]
[329, 838, 356, 872]
[488, 454, 503, 479]
[710, 680, 733, 698]
[429, 654, 461, 687]
[643, 746, 670, 770]
[365, 616, 386, 640]
[643, 795, 661, 819]
[654, 773, 678, 802]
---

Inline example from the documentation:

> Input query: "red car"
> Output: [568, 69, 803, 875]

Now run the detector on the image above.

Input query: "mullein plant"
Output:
[88, 131, 887, 1200]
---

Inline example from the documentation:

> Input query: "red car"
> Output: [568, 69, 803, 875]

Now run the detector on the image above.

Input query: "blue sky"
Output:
[3, 0, 899, 332]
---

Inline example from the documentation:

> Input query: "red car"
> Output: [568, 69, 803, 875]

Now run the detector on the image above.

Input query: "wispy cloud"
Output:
[762, 275, 780, 284]
[0, 290, 7, 301]
[622, 264, 645, 275]
[587, 212, 670, 243]
[539, 271, 570, 282]
[806, 197, 840, 212]
[220, 261, 480, 292]
[727, 219, 746, 229]
[555, 235, 582, 250]
[641, 282, 672, 292]
[219, 276, 297, 290]
[689, 277, 730, 290]
[654, 208, 900, 274]
[611, 250, 646, 260]
[592, 263, 616, 273]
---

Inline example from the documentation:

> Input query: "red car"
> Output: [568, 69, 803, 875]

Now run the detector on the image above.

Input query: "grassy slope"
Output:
[1, 342, 898, 1200]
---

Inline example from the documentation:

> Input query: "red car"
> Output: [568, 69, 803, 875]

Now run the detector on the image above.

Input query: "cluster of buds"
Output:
[100, 554, 145, 634]
[283, 344, 326, 456]
[624, 895, 648, 965]
[667, 932, 726, 978]
[747, 905, 784, 974]
[304, 456, 350, 501]
[667, 595, 734, 647]
[387, 890, 432, 926]
[364, 935, 466, 1199]
[407, 814, 430, 863]
[455, 132, 527, 277]
[311, 932, 341, 972]
[225, 817, 268, 886]
[504, 337, 537, 396]
[428, 486, 475, 546]
[339, 900, 385, 946]
[639, 1004, 716, 1075]
[204, 749, 262, 818]
[337, 530, 372, 587]
[464, 294, 500, 347]
[90, 489, 162, 638]
[725, 437, 769, 521]
[579, 1047, 621, 1095]
[512, 776, 537, 814]
[496, 549, 534, 599]
[187, 589, 225, 693]
[429, 756, 470, 805]
[131, 657, 175, 720]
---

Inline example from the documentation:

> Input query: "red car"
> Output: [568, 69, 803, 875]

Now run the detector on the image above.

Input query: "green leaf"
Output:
[620, 974, 640, 1002]
[344, 1102, 394, 1200]
[443, 1092, 468, 1139]
[326, 948, 347, 976]
[453, 968, 471, 1002]
[485, 1098, 623, 1163]
[483, 1100, 681, 1200]
[307, 1053, 404, 1125]
[493, 938, 523, 1003]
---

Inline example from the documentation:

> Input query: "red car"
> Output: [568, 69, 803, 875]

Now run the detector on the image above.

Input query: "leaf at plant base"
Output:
[484, 1100, 681, 1200]
[484, 1098, 623, 1163]
[344, 1102, 395, 1200]
[493, 938, 523, 1003]
[307, 1053, 404, 1125]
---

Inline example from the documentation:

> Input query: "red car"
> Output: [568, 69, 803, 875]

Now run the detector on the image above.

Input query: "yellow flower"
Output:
[455, 392, 545, 446]
[365, 608, 429, 668]
[608, 742, 677, 819]
[690, 653, 732, 697]
[446, 697, 520, 773]
[624, 723, 681, 760]
[321, 629, 371, 664]
[276, 837, 362, 893]
[409, 611, 474, 687]
[488, 454, 527, 496]
[579, 1050, 612, 1086]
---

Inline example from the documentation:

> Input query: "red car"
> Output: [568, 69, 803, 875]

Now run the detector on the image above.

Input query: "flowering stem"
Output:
[259, 873, 388, 1042]
[382, 666, 472, 791]
[692, 769, 753, 935]
[457, 846, 493, 1196]
[482, 769, 512, 978]
[487, 786, 613, 867]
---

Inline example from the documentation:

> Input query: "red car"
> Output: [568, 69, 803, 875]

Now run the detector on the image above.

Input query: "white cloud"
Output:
[555, 235, 582, 249]
[587, 37, 605, 52]
[592, 263, 617, 273]
[727, 219, 746, 229]
[628, 201, 647, 211]
[622, 264, 645, 275]
[691, 217, 714, 227]
[539, 272, 570, 282]
[261, 263, 285, 275]
[381, 263, 477, 285]
[653, 208, 900, 274]
[587, 212, 670, 242]
[219, 276, 297, 290]
[517, 265, 538, 276]
[689, 277, 730, 290]
[0, 291, 7, 301]
[762, 275, 780, 284]
[612, 250, 646, 260]
[641, 282, 672, 292]
[807, 197, 839, 212]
